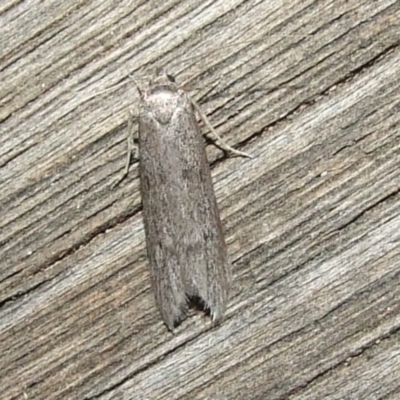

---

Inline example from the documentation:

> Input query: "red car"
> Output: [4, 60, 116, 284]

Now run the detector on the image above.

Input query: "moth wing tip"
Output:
[210, 305, 226, 324]
[161, 298, 189, 331]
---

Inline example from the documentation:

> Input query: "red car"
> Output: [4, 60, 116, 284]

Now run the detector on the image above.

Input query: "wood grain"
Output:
[1, 0, 400, 399]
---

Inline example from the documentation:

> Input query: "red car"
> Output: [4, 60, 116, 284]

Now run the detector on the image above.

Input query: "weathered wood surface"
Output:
[1, 0, 400, 399]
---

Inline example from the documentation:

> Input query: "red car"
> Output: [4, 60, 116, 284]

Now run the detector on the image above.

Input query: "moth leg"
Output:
[124, 110, 139, 175]
[190, 97, 253, 159]
[114, 110, 138, 187]
[164, 70, 251, 158]
[117, 75, 143, 184]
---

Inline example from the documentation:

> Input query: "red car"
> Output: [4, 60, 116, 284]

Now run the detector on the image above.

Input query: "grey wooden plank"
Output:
[1, 0, 400, 399]
[293, 333, 400, 400]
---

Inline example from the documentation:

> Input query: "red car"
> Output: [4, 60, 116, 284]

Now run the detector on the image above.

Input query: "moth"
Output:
[130, 71, 250, 329]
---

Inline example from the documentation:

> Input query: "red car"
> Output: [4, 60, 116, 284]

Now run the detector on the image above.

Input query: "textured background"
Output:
[1, 0, 400, 399]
